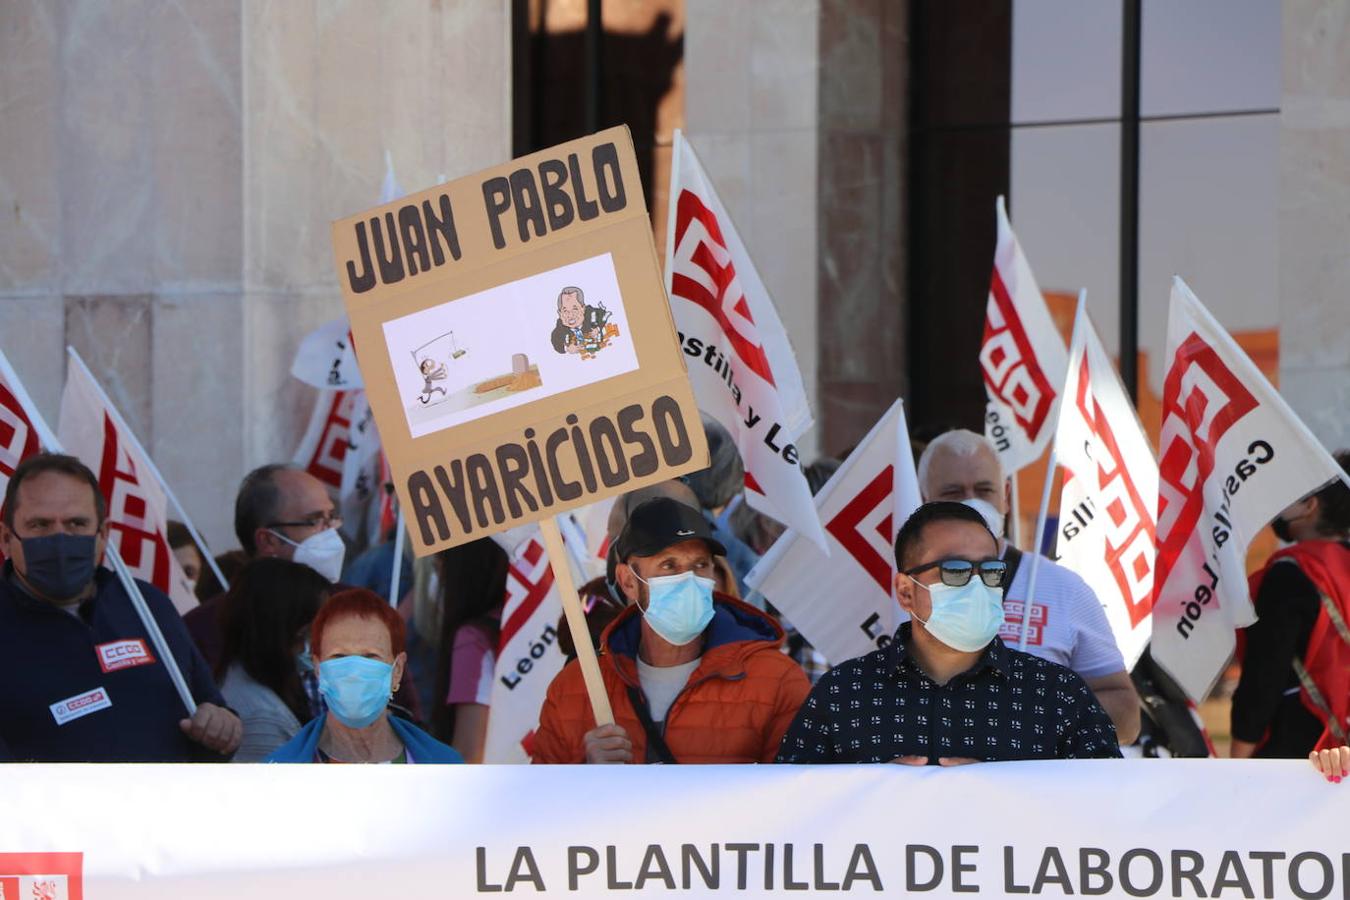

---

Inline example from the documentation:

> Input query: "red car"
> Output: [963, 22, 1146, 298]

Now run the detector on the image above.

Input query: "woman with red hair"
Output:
[267, 589, 461, 764]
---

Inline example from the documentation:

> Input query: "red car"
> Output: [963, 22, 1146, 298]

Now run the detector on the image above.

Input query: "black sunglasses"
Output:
[904, 557, 1008, 589]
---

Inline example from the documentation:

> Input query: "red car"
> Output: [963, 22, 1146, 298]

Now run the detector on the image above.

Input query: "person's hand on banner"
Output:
[583, 723, 633, 764]
[1309, 746, 1350, 783]
[890, 755, 981, 766]
[179, 703, 243, 756]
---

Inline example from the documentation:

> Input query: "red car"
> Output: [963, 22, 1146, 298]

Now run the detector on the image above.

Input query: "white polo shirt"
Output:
[998, 549, 1127, 681]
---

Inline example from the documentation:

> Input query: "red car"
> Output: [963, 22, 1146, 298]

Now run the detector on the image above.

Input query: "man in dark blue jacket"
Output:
[0, 453, 240, 761]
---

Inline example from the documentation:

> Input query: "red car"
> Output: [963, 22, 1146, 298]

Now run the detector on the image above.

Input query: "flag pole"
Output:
[539, 516, 614, 727]
[3, 351, 197, 715]
[1019, 449, 1057, 652]
[387, 508, 406, 609]
[1008, 476, 1023, 549]
[65, 347, 229, 592]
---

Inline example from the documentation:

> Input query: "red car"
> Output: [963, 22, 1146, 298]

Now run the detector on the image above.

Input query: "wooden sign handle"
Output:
[538, 517, 615, 727]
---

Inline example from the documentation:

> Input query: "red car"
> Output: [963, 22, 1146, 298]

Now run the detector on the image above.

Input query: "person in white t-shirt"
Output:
[917, 430, 1140, 744]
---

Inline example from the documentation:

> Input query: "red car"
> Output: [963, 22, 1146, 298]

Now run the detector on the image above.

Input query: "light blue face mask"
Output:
[634, 569, 716, 646]
[317, 656, 393, 729]
[909, 576, 1005, 653]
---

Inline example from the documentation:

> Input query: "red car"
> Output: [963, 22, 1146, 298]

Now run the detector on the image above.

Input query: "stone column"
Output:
[1279, 0, 1350, 450]
[0, 0, 512, 551]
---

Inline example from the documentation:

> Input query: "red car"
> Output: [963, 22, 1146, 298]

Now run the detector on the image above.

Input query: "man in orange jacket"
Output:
[531, 497, 810, 764]
[1232, 451, 1350, 759]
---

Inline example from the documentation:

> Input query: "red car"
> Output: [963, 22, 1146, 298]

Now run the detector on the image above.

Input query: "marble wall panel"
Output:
[59, 0, 156, 295]
[750, 0, 820, 132]
[63, 294, 154, 438]
[0, 296, 65, 424]
[242, 288, 348, 468]
[683, 0, 750, 134]
[436, 1, 513, 176]
[0, 0, 61, 292]
[242, 0, 319, 291]
[1278, 125, 1350, 371]
[150, 293, 246, 551]
[1280, 366, 1350, 451]
[819, 0, 882, 132]
[150, 1, 244, 289]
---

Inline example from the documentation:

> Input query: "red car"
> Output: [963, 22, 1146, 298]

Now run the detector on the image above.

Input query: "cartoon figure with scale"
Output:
[550, 286, 620, 360]
[410, 332, 466, 406]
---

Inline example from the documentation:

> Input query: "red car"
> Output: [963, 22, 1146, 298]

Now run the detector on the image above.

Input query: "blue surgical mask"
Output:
[634, 569, 716, 646]
[317, 656, 393, 729]
[909, 577, 1005, 653]
[19, 533, 99, 602]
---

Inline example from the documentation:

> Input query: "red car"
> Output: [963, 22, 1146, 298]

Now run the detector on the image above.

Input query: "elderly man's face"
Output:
[922, 446, 1007, 516]
[254, 469, 340, 560]
[0, 471, 108, 594]
[559, 291, 585, 328]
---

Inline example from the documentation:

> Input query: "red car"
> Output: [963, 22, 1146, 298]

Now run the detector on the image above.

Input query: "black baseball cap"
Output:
[614, 497, 727, 563]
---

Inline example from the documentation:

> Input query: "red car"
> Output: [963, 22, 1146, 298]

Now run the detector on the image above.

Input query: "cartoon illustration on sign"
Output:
[550, 286, 620, 360]
[410, 333, 467, 407]
[383, 252, 640, 438]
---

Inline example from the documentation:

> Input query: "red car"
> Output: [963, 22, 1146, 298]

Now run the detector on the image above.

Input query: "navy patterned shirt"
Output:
[775, 623, 1121, 763]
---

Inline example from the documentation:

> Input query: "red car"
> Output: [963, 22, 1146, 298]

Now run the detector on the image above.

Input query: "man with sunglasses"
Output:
[916, 430, 1140, 744]
[776, 502, 1120, 763]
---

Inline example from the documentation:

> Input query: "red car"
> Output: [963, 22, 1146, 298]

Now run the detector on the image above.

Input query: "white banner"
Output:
[1053, 301, 1157, 669]
[747, 400, 921, 665]
[0, 761, 1345, 898]
[483, 529, 566, 764]
[665, 130, 828, 550]
[981, 196, 1068, 474]
[1152, 277, 1346, 701]
[56, 361, 197, 613]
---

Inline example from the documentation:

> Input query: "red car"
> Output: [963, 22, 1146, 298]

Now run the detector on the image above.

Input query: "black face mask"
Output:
[18, 533, 98, 602]
[1271, 516, 1294, 544]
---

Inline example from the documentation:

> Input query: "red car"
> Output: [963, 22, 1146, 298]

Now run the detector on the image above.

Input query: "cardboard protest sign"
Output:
[332, 128, 708, 554]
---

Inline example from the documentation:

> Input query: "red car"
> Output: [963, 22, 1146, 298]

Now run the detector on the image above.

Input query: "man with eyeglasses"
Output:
[776, 502, 1120, 763]
[184, 464, 345, 672]
[916, 429, 1140, 744]
[0, 454, 241, 761]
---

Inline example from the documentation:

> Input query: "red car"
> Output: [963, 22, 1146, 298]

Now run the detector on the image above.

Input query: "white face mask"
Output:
[271, 527, 346, 583]
[961, 497, 1005, 541]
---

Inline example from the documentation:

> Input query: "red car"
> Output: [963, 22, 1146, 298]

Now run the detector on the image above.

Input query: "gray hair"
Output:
[684, 413, 745, 510]
[916, 429, 1003, 497]
[557, 286, 584, 313]
[234, 463, 303, 556]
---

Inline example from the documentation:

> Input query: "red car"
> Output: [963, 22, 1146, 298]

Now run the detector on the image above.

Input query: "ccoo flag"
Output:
[1053, 297, 1157, 669]
[981, 196, 1068, 474]
[0, 349, 48, 565]
[746, 400, 922, 665]
[57, 358, 197, 613]
[1152, 277, 1346, 700]
[665, 131, 828, 550]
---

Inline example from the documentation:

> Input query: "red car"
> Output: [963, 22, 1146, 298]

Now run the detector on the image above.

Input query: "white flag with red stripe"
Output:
[0, 349, 47, 565]
[1053, 299, 1157, 669]
[981, 196, 1068, 474]
[290, 387, 383, 546]
[746, 400, 921, 665]
[1152, 277, 1346, 700]
[56, 363, 197, 613]
[483, 529, 567, 764]
[665, 131, 828, 550]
